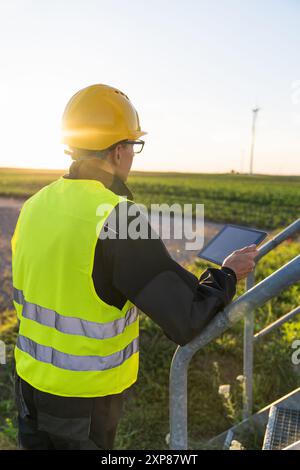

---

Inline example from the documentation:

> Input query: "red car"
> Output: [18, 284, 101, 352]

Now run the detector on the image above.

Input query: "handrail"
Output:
[169, 255, 300, 450]
[254, 305, 300, 341]
[243, 218, 300, 417]
[256, 219, 300, 261]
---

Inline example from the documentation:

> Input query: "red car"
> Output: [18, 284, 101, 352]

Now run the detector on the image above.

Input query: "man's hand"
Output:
[222, 244, 259, 281]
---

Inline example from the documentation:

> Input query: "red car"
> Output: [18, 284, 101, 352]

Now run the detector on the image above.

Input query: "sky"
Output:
[0, 0, 299, 174]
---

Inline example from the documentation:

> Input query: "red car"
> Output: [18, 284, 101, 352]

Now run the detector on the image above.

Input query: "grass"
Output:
[0, 168, 299, 229]
[1, 240, 299, 450]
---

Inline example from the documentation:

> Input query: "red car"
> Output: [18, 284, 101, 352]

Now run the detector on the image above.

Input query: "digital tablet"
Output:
[197, 224, 267, 266]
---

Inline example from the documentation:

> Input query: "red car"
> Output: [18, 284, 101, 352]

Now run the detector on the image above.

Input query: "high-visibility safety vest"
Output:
[11, 177, 139, 397]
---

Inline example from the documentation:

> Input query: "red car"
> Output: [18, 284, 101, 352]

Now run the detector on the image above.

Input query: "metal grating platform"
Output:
[263, 406, 300, 450]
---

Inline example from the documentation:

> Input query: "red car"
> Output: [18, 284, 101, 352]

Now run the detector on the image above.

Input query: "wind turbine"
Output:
[249, 107, 260, 175]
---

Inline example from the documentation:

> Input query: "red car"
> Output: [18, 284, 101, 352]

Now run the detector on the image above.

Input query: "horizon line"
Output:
[0, 166, 299, 178]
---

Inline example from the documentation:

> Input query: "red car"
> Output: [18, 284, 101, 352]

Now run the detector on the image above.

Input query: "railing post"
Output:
[169, 351, 189, 450]
[243, 271, 255, 419]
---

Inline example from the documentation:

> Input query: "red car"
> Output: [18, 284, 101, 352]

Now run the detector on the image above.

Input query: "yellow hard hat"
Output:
[61, 84, 147, 151]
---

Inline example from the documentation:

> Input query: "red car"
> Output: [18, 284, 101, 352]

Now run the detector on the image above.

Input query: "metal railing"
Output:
[243, 218, 300, 418]
[169, 227, 300, 449]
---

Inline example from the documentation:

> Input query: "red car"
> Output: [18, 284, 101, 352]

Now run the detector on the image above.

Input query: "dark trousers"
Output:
[14, 373, 130, 450]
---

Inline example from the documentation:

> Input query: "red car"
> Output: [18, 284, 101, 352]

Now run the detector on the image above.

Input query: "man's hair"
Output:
[65, 141, 128, 161]
[65, 147, 111, 161]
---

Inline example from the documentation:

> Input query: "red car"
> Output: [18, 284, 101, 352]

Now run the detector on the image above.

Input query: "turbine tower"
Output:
[249, 107, 260, 175]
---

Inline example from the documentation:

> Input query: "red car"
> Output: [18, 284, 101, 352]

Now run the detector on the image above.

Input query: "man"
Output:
[11, 84, 257, 450]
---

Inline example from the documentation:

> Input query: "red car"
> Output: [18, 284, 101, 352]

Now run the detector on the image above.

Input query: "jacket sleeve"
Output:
[99, 202, 237, 346]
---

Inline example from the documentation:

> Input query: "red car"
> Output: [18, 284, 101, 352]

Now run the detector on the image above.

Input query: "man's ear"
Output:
[111, 145, 122, 166]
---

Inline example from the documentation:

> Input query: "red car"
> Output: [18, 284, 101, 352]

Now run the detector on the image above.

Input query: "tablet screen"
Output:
[197, 224, 267, 265]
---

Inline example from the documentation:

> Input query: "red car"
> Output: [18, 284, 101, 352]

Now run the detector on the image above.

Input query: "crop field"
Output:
[0, 168, 299, 229]
[130, 172, 300, 229]
[0, 167, 299, 449]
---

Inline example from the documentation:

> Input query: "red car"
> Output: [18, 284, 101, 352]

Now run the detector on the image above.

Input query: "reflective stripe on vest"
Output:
[16, 334, 139, 372]
[13, 287, 138, 340]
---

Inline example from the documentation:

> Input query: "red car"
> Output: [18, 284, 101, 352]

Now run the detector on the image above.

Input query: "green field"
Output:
[0, 168, 299, 229]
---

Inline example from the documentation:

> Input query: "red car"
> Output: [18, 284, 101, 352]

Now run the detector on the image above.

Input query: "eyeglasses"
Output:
[106, 139, 145, 154]
[123, 139, 145, 154]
